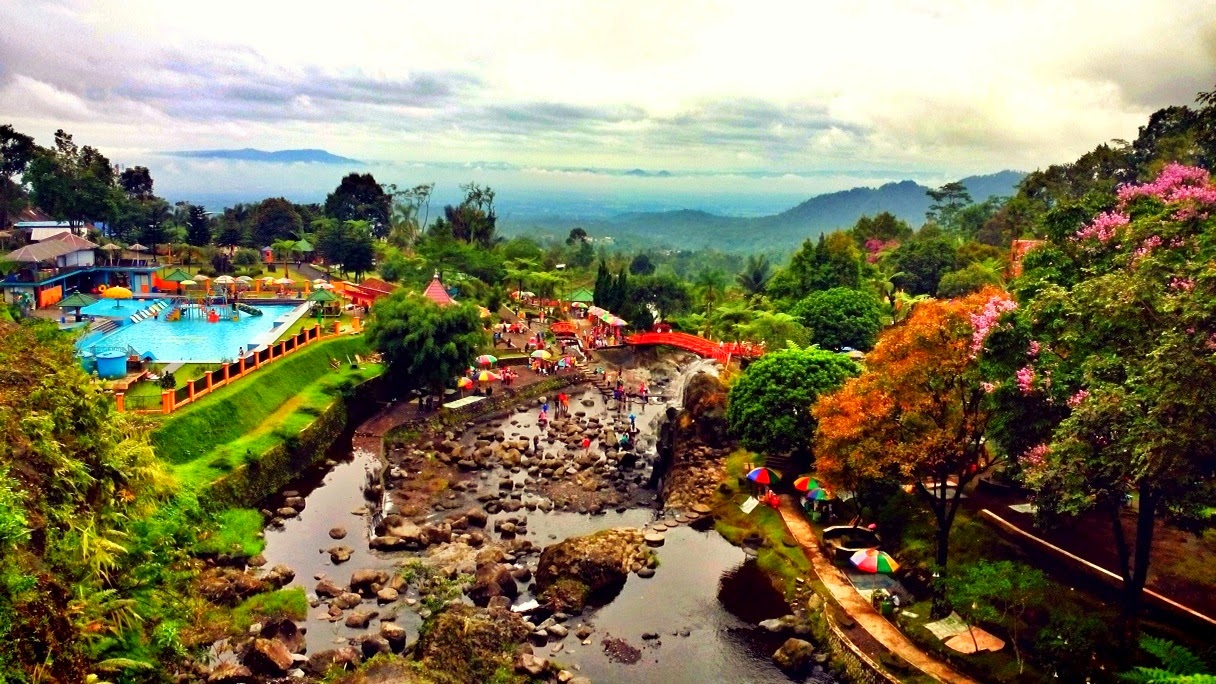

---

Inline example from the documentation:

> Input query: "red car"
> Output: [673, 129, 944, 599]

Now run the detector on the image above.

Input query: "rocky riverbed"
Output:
[210, 352, 841, 683]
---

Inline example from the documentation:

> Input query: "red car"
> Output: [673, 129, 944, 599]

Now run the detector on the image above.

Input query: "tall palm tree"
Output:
[271, 239, 298, 279]
[735, 254, 772, 296]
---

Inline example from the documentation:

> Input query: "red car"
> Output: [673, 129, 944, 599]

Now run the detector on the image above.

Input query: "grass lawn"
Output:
[193, 508, 266, 558]
[713, 449, 814, 596]
[230, 588, 308, 633]
[125, 363, 222, 401]
[151, 336, 381, 489]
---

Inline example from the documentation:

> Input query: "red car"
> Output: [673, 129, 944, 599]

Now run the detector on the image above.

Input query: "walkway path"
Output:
[777, 497, 978, 684]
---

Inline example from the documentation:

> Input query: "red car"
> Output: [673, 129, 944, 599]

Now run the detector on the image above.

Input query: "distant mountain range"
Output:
[510, 170, 1025, 252]
[164, 148, 361, 164]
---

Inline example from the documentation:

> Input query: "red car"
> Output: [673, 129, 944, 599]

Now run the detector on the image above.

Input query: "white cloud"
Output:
[1, 0, 1214, 181]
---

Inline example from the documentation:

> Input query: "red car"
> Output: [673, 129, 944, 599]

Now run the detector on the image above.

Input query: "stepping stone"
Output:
[650, 523, 667, 532]
[675, 514, 690, 524]
[691, 503, 712, 515]
[644, 531, 665, 546]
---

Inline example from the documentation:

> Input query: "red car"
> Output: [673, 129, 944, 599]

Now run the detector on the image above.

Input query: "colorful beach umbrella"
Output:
[850, 548, 899, 574]
[179, 279, 197, 286]
[476, 370, 501, 382]
[476, 354, 498, 366]
[746, 467, 780, 486]
[805, 488, 830, 501]
[530, 349, 552, 360]
[793, 476, 820, 492]
[275, 277, 294, 286]
[571, 302, 588, 308]
[456, 377, 474, 389]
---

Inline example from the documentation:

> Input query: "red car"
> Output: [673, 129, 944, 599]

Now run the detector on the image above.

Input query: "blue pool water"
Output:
[78, 304, 304, 362]
[81, 298, 162, 317]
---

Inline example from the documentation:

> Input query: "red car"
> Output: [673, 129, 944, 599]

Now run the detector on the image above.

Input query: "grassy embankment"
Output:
[151, 335, 380, 489]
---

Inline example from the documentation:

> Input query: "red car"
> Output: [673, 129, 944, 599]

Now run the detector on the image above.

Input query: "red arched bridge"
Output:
[623, 331, 765, 364]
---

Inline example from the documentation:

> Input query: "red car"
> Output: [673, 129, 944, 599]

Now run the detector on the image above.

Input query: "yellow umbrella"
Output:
[101, 286, 133, 300]
[101, 285, 133, 309]
[530, 350, 553, 360]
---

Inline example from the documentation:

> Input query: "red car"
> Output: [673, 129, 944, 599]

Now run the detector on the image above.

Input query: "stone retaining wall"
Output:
[205, 375, 384, 508]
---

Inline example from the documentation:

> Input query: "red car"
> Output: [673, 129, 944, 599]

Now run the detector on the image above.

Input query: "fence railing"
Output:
[114, 321, 345, 415]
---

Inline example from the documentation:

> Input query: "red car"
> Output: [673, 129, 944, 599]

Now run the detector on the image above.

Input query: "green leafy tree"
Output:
[365, 293, 487, 397]
[325, 173, 391, 237]
[566, 227, 588, 245]
[184, 204, 211, 246]
[936, 262, 1004, 298]
[629, 253, 655, 275]
[926, 180, 973, 227]
[727, 345, 858, 469]
[631, 273, 691, 320]
[435, 183, 499, 248]
[0, 124, 37, 229]
[993, 164, 1216, 640]
[945, 560, 1048, 673]
[792, 287, 884, 351]
[735, 253, 772, 296]
[342, 223, 376, 281]
[252, 197, 302, 246]
[738, 311, 811, 350]
[270, 239, 297, 278]
[888, 234, 956, 295]
[25, 129, 116, 228]
[118, 166, 154, 199]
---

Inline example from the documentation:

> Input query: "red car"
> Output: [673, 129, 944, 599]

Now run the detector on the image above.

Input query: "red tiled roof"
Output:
[422, 276, 455, 306]
[358, 277, 398, 294]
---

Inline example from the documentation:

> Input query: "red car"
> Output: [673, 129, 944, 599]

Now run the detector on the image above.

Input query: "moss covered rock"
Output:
[415, 604, 529, 684]
[535, 528, 646, 600]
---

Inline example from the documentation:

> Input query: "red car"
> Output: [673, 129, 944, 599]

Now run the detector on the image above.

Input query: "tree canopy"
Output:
[814, 288, 1011, 611]
[726, 345, 857, 469]
[990, 163, 1216, 635]
[792, 287, 884, 351]
[325, 173, 391, 237]
[365, 293, 487, 395]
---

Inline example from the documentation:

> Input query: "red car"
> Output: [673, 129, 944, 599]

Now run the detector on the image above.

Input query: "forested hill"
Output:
[537, 170, 1024, 252]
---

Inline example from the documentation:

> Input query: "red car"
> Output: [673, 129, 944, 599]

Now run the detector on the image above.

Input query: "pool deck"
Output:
[248, 302, 311, 351]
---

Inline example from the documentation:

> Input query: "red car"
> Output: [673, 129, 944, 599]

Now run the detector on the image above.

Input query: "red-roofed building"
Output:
[343, 277, 398, 308]
[422, 273, 455, 307]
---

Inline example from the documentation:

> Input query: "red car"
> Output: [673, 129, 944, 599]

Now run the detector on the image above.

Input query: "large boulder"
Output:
[467, 562, 519, 607]
[259, 618, 305, 654]
[415, 604, 529, 684]
[350, 569, 391, 597]
[304, 647, 360, 676]
[242, 637, 293, 675]
[772, 637, 816, 676]
[535, 528, 646, 597]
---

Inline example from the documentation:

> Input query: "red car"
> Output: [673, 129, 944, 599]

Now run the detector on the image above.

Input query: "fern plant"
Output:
[1121, 636, 1216, 683]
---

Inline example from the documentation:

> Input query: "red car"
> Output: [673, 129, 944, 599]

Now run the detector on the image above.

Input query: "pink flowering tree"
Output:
[992, 163, 1216, 643]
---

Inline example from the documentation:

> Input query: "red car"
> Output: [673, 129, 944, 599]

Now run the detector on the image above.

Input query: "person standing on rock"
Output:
[629, 412, 637, 433]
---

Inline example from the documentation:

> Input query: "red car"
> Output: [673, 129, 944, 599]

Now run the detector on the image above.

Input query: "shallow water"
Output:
[252, 361, 829, 681]
[554, 523, 798, 684]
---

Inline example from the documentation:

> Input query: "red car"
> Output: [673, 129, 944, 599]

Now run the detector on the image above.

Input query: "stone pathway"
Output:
[776, 497, 979, 684]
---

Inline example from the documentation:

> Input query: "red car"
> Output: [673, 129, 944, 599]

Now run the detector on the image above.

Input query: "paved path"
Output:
[777, 497, 979, 684]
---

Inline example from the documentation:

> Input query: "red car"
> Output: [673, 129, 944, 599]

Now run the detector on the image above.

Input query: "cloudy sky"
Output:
[2, 0, 1215, 210]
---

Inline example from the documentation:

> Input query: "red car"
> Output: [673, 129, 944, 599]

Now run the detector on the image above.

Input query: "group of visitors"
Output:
[584, 322, 624, 349]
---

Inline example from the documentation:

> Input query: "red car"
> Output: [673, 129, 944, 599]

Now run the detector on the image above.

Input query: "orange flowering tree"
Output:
[813, 288, 1012, 611]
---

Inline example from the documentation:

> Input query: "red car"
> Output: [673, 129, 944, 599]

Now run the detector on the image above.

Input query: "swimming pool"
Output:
[77, 304, 306, 363]
[81, 298, 164, 317]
